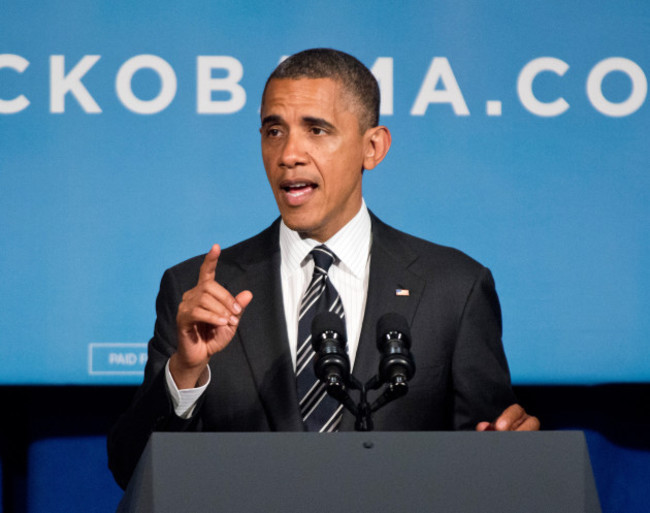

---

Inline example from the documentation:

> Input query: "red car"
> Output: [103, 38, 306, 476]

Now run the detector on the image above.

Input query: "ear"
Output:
[362, 125, 392, 170]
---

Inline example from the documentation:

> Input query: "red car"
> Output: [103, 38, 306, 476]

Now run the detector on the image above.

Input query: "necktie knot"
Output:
[310, 245, 335, 274]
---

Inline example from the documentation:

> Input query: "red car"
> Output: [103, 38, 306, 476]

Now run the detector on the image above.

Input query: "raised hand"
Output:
[169, 244, 253, 389]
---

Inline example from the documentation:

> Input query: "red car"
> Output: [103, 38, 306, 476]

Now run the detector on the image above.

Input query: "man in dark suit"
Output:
[108, 48, 539, 489]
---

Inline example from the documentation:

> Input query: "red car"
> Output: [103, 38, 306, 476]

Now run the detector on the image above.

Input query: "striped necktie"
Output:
[296, 245, 346, 432]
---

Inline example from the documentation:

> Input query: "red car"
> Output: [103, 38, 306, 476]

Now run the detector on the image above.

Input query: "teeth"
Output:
[283, 182, 310, 190]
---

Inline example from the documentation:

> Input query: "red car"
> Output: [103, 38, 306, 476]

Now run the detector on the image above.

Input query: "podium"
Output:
[118, 431, 601, 513]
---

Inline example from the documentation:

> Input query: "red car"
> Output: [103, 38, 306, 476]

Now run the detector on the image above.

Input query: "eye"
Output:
[265, 127, 282, 137]
[310, 127, 326, 135]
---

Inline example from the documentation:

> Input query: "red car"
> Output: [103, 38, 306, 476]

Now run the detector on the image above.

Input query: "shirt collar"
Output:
[279, 199, 372, 279]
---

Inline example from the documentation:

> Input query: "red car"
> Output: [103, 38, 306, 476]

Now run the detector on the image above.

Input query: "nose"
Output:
[279, 131, 307, 168]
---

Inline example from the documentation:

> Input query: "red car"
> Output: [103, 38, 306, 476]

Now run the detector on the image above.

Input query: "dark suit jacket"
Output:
[108, 213, 516, 489]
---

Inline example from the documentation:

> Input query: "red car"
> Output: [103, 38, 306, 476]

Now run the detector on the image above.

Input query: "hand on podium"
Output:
[476, 403, 540, 431]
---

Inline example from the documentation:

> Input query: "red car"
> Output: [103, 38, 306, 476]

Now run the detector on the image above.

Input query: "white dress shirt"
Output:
[166, 201, 372, 418]
[279, 200, 371, 370]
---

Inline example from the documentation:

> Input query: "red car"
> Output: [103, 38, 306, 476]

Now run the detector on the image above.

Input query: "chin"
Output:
[283, 219, 314, 235]
[281, 214, 319, 238]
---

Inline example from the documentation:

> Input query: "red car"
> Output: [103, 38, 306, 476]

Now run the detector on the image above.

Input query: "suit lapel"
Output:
[340, 214, 426, 431]
[224, 222, 303, 431]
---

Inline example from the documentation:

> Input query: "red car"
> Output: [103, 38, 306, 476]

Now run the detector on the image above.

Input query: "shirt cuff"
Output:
[165, 359, 211, 419]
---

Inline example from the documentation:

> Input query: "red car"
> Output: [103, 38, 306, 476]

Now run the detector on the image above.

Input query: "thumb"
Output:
[235, 290, 253, 311]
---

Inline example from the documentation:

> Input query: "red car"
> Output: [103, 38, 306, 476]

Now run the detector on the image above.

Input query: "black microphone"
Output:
[376, 313, 415, 387]
[310, 311, 351, 387]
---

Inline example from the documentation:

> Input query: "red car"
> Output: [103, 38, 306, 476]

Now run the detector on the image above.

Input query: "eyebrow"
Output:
[261, 114, 282, 127]
[260, 115, 336, 132]
[302, 116, 336, 132]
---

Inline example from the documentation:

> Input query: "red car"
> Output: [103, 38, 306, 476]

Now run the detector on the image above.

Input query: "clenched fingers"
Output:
[180, 280, 243, 325]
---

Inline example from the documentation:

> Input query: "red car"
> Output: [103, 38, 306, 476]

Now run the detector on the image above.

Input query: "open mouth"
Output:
[281, 181, 317, 195]
[280, 180, 318, 205]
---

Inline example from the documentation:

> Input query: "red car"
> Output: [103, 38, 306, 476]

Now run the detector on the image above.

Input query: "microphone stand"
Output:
[325, 374, 410, 432]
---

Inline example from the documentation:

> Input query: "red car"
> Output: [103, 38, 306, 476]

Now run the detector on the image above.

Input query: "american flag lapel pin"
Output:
[395, 288, 410, 296]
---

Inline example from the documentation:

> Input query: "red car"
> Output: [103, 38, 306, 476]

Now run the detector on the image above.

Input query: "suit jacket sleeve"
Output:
[107, 263, 206, 490]
[451, 266, 516, 429]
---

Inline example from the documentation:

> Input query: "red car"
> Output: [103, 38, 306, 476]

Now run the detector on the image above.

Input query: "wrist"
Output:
[169, 354, 209, 390]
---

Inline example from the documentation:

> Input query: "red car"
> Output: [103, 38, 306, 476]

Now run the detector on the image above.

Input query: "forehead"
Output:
[261, 78, 357, 122]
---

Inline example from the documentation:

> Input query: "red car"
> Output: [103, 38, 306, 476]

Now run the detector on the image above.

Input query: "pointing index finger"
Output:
[199, 244, 221, 283]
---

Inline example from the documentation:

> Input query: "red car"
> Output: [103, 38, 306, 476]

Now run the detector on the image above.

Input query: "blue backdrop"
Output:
[1, 1, 648, 384]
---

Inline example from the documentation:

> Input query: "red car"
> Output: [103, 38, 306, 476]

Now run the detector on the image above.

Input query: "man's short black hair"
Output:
[262, 48, 380, 131]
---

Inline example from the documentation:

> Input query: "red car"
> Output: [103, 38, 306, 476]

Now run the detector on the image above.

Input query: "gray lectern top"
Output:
[118, 431, 601, 513]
